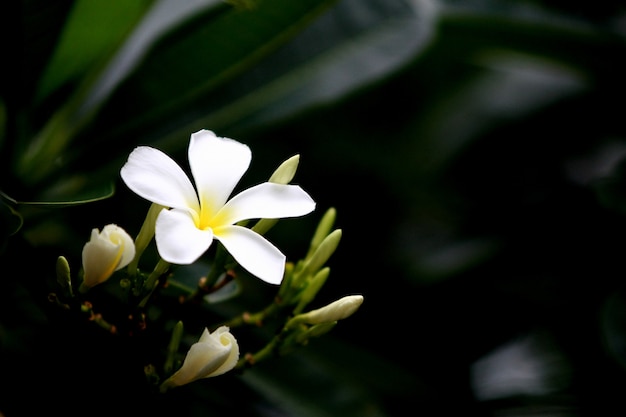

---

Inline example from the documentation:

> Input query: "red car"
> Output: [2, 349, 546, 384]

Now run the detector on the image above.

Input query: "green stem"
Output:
[80, 301, 117, 334]
[205, 244, 229, 288]
[139, 259, 170, 308]
[221, 296, 284, 328]
[183, 244, 231, 304]
[236, 333, 279, 369]
[127, 203, 163, 277]
[164, 321, 184, 375]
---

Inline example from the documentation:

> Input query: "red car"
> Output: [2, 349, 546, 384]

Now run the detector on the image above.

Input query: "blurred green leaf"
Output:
[14, 0, 157, 185]
[59, 0, 436, 183]
[35, 0, 155, 103]
[15, 0, 342, 186]
[75, 0, 342, 153]
[404, 3, 624, 175]
[151, 0, 438, 144]
[20, 181, 115, 207]
[1, 180, 114, 208]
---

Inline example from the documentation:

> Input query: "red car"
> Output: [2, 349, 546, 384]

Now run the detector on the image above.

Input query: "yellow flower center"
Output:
[197, 198, 229, 231]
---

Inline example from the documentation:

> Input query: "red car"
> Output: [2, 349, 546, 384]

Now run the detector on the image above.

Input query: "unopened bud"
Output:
[252, 155, 302, 236]
[269, 154, 300, 184]
[291, 295, 364, 327]
[80, 224, 135, 292]
[128, 203, 164, 276]
[293, 267, 330, 314]
[307, 207, 336, 258]
[296, 321, 337, 343]
[160, 326, 239, 392]
[55, 256, 72, 296]
[300, 229, 341, 279]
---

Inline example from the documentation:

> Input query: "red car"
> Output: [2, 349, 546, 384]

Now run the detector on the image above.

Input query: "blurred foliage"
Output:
[2, 0, 626, 416]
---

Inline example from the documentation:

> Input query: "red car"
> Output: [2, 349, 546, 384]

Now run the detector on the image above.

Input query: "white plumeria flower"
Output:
[80, 224, 135, 292]
[160, 326, 239, 392]
[120, 129, 315, 285]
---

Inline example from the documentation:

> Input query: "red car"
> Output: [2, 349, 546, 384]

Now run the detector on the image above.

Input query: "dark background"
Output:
[2, 0, 626, 416]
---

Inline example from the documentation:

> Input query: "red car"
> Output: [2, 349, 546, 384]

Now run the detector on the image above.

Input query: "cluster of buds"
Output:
[223, 205, 363, 367]
[48, 130, 363, 392]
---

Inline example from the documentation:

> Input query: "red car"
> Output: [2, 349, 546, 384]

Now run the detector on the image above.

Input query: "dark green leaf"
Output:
[14, 179, 115, 207]
[71, 0, 341, 157]
[35, 0, 155, 102]
[1, 200, 24, 237]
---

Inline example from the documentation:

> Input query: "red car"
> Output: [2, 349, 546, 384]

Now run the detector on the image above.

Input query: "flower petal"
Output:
[214, 225, 286, 285]
[218, 183, 315, 225]
[121, 146, 200, 213]
[82, 229, 122, 288]
[159, 327, 239, 392]
[155, 208, 214, 264]
[188, 130, 251, 217]
[102, 224, 136, 271]
[209, 327, 239, 377]
[167, 338, 230, 387]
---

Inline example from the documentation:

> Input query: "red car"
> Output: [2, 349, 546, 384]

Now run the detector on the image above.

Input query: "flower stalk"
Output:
[164, 321, 184, 375]
[139, 258, 170, 308]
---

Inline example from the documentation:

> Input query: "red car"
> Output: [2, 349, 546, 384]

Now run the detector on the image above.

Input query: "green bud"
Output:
[251, 155, 301, 236]
[282, 258, 309, 303]
[252, 155, 300, 235]
[293, 267, 330, 314]
[277, 261, 296, 300]
[251, 218, 278, 236]
[296, 321, 337, 343]
[306, 207, 336, 258]
[269, 155, 300, 184]
[128, 203, 164, 276]
[300, 229, 341, 279]
[55, 256, 73, 297]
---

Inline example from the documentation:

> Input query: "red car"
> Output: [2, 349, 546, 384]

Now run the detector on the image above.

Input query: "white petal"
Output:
[155, 209, 214, 264]
[101, 224, 136, 271]
[209, 327, 239, 377]
[188, 130, 251, 217]
[198, 327, 212, 343]
[218, 183, 315, 225]
[167, 339, 230, 386]
[81, 230, 122, 287]
[214, 225, 286, 285]
[121, 146, 200, 213]
[301, 295, 365, 324]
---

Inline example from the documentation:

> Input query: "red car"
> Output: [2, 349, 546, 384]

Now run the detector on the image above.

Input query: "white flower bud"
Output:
[299, 295, 364, 325]
[80, 224, 135, 292]
[160, 326, 239, 392]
